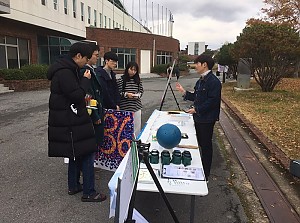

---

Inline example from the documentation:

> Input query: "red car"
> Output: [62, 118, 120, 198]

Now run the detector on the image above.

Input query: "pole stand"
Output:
[125, 140, 179, 223]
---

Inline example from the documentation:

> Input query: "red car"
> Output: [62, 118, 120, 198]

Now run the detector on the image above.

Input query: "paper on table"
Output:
[162, 165, 205, 181]
[138, 168, 159, 184]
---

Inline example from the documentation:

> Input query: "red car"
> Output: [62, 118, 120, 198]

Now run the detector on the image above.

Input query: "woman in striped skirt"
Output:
[117, 61, 144, 138]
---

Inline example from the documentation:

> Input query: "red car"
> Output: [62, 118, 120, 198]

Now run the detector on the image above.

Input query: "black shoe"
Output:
[81, 192, 107, 202]
[68, 185, 83, 195]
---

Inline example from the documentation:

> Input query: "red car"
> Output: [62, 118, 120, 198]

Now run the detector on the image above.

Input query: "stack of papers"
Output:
[162, 165, 205, 181]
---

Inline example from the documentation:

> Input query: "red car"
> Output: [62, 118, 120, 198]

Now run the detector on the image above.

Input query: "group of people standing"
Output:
[47, 42, 143, 202]
[47, 41, 221, 204]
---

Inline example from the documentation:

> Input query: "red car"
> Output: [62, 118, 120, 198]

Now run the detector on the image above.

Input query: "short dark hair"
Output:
[104, 51, 118, 62]
[69, 42, 93, 59]
[89, 43, 100, 52]
[194, 54, 215, 70]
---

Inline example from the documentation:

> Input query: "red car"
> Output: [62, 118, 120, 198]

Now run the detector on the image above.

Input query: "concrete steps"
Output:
[0, 83, 14, 94]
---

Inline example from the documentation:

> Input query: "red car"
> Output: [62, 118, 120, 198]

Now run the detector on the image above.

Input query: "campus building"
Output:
[0, 0, 179, 74]
[187, 42, 206, 56]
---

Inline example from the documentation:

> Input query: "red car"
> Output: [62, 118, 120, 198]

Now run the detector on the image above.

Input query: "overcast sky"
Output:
[123, 0, 266, 50]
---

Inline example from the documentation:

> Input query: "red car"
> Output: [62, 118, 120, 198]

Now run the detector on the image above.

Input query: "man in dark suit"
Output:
[95, 51, 120, 110]
[176, 54, 222, 181]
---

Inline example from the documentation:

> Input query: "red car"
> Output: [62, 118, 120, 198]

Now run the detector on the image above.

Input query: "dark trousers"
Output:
[68, 152, 96, 196]
[194, 122, 216, 180]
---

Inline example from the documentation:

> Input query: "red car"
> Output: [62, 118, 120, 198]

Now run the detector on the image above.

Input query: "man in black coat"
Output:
[176, 54, 222, 181]
[47, 42, 106, 202]
[95, 51, 120, 110]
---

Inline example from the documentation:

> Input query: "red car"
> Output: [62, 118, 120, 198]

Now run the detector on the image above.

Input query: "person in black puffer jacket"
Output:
[47, 42, 106, 202]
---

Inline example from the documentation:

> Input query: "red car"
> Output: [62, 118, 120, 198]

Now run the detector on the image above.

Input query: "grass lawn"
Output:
[222, 78, 300, 160]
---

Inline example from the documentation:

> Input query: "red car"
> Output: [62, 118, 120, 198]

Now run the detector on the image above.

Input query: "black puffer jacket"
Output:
[47, 56, 96, 159]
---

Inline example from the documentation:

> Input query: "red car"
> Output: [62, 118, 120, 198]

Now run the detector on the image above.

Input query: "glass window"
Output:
[72, 0, 77, 18]
[60, 38, 72, 46]
[156, 51, 172, 65]
[41, 0, 46, 6]
[7, 46, 18, 69]
[111, 48, 136, 69]
[81, 2, 84, 21]
[108, 18, 111, 28]
[18, 39, 29, 67]
[49, 46, 60, 64]
[38, 46, 49, 65]
[87, 6, 91, 24]
[0, 35, 5, 44]
[37, 35, 48, 45]
[53, 0, 58, 10]
[49, 36, 59, 45]
[104, 16, 107, 28]
[6, 37, 17, 45]
[99, 13, 102, 28]
[64, 0, 68, 14]
[94, 9, 97, 26]
[0, 45, 6, 68]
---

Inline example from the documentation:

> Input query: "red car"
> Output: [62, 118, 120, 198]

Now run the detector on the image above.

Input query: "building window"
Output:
[41, 0, 46, 6]
[64, 0, 68, 14]
[87, 6, 91, 24]
[94, 9, 97, 27]
[0, 36, 30, 69]
[80, 2, 84, 21]
[111, 48, 136, 69]
[156, 51, 172, 65]
[37, 35, 74, 65]
[108, 18, 111, 28]
[72, 0, 76, 18]
[53, 0, 58, 10]
[194, 43, 199, 55]
[99, 13, 102, 28]
[104, 15, 107, 28]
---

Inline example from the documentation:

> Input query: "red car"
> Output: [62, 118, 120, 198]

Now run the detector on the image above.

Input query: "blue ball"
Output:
[156, 123, 181, 149]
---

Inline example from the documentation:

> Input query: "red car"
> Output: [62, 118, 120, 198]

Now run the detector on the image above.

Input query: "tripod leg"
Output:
[143, 153, 180, 223]
[168, 83, 181, 110]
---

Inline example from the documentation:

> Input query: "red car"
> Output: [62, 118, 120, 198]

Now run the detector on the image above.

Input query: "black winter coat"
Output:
[47, 56, 96, 159]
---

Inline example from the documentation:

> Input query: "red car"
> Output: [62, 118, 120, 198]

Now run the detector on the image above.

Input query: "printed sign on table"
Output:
[95, 109, 134, 171]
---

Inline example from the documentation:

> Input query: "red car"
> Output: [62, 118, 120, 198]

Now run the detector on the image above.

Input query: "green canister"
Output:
[149, 149, 159, 164]
[161, 150, 171, 165]
[172, 150, 182, 165]
[182, 150, 192, 166]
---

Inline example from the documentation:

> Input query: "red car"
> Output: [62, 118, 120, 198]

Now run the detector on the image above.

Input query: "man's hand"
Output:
[186, 108, 196, 114]
[175, 82, 186, 95]
[83, 69, 91, 79]
[94, 119, 101, 125]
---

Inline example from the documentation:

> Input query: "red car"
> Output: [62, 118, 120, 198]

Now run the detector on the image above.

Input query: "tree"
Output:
[202, 49, 216, 58]
[261, 0, 300, 78]
[233, 22, 300, 92]
[215, 43, 238, 79]
[262, 0, 300, 31]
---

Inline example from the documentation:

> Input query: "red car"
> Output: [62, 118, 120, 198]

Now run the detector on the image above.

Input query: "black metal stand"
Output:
[159, 81, 181, 111]
[125, 140, 179, 223]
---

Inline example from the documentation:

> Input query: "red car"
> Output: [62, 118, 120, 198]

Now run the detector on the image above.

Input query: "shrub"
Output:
[21, 64, 48, 79]
[0, 69, 27, 80]
[0, 64, 49, 80]
[151, 64, 168, 74]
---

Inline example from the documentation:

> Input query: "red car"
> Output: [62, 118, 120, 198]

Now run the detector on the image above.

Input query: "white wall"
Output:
[0, 0, 149, 38]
